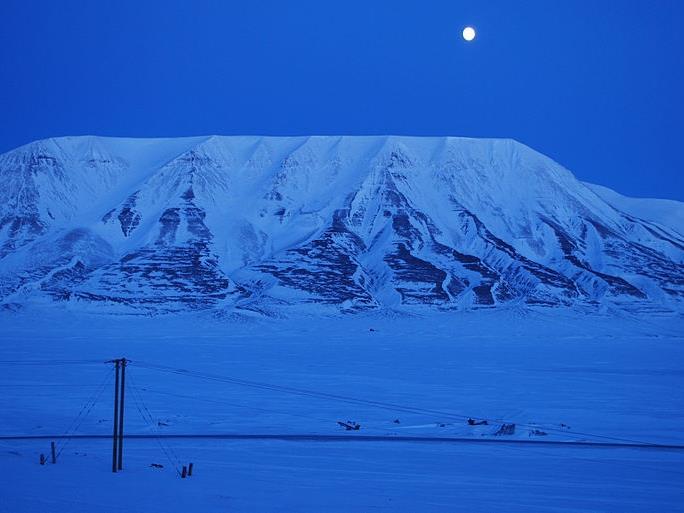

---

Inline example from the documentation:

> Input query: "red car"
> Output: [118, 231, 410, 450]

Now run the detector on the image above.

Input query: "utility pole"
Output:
[109, 358, 128, 473]
[111, 359, 119, 473]
[118, 358, 127, 471]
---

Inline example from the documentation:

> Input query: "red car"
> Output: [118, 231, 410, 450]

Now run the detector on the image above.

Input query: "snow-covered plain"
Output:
[1, 308, 683, 512]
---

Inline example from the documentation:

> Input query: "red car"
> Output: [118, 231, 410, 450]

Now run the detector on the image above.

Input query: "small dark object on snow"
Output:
[39, 454, 47, 465]
[150, 463, 164, 468]
[529, 429, 548, 437]
[560, 423, 570, 429]
[157, 421, 169, 427]
[494, 423, 516, 436]
[439, 423, 446, 427]
[467, 418, 489, 426]
[393, 419, 401, 424]
[369, 328, 377, 332]
[338, 420, 361, 431]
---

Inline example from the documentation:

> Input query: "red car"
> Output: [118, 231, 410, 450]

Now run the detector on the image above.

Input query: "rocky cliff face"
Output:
[0, 135, 682, 314]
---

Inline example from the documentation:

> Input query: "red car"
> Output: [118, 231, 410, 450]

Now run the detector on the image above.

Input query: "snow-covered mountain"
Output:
[0, 135, 682, 314]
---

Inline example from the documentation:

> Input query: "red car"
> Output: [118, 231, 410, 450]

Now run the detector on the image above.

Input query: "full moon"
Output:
[462, 26, 476, 42]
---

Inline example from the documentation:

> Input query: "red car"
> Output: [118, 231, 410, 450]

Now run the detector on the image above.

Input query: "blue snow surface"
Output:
[1, 307, 683, 512]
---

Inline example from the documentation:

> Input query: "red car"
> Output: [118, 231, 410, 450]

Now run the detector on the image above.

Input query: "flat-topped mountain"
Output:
[1, 135, 682, 314]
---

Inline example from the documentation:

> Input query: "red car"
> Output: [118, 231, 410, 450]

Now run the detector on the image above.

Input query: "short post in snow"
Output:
[188, 462, 193, 476]
[51, 441, 56, 464]
[181, 465, 188, 479]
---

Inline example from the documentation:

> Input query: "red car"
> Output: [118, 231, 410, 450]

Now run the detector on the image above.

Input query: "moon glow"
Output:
[462, 26, 476, 42]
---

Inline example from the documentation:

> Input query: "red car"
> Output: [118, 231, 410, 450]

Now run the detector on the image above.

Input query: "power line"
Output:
[0, 384, 108, 388]
[55, 367, 112, 450]
[138, 386, 351, 426]
[0, 360, 108, 365]
[56, 367, 113, 458]
[127, 371, 183, 476]
[133, 361, 664, 447]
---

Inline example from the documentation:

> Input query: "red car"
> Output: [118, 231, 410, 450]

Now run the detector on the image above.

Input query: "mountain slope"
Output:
[0, 135, 682, 314]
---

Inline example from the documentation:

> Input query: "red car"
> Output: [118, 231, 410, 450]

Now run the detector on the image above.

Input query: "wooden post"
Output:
[188, 462, 193, 476]
[112, 359, 120, 473]
[51, 441, 56, 464]
[117, 358, 126, 471]
[181, 465, 187, 478]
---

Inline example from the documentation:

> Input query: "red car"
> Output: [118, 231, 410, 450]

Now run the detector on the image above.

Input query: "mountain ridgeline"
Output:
[0, 135, 682, 315]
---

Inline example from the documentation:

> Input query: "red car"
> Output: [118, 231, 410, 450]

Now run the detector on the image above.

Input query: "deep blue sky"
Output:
[1, 0, 682, 200]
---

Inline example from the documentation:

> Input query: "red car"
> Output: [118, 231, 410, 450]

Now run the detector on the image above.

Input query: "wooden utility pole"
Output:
[111, 359, 120, 473]
[109, 358, 128, 473]
[117, 358, 127, 471]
